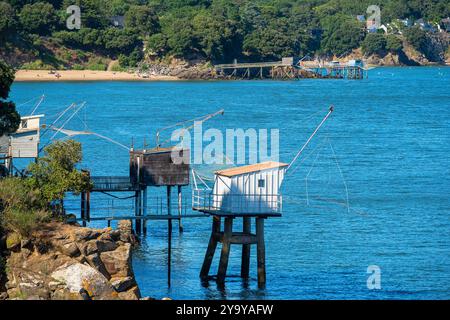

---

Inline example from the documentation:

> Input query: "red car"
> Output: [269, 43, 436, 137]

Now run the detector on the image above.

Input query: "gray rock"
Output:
[110, 276, 135, 292]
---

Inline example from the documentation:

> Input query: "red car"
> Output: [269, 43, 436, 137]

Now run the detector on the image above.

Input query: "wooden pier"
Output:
[214, 57, 367, 80]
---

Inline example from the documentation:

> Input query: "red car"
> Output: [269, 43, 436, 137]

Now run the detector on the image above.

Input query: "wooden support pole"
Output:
[143, 187, 147, 235]
[135, 190, 141, 233]
[167, 185, 172, 287]
[200, 216, 221, 279]
[217, 217, 233, 284]
[178, 185, 183, 233]
[81, 192, 86, 227]
[256, 217, 266, 288]
[241, 217, 251, 278]
[86, 191, 91, 223]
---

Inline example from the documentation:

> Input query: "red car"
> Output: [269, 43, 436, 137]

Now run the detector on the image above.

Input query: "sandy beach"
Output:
[14, 70, 179, 82]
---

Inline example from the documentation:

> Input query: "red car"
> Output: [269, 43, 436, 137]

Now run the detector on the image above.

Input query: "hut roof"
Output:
[215, 161, 288, 177]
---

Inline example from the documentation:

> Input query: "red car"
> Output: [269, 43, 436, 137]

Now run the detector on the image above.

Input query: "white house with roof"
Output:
[4, 114, 43, 159]
[204, 161, 288, 215]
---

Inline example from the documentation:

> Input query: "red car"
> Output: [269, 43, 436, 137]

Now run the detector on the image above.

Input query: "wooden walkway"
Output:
[214, 59, 367, 80]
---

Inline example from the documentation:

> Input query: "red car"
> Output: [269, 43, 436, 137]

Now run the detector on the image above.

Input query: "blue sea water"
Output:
[10, 67, 450, 299]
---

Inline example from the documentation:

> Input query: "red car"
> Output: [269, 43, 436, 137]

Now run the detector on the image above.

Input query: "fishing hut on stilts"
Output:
[193, 106, 334, 288]
[75, 109, 225, 287]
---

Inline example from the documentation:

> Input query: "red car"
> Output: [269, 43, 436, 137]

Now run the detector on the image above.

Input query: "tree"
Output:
[404, 26, 429, 53]
[27, 140, 91, 204]
[19, 2, 57, 35]
[0, 139, 90, 236]
[361, 33, 387, 56]
[320, 14, 365, 56]
[102, 28, 141, 55]
[386, 35, 403, 53]
[124, 5, 160, 37]
[0, 1, 16, 38]
[0, 61, 20, 136]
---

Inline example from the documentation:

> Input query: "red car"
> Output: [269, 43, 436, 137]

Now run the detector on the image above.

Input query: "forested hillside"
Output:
[0, 0, 449, 70]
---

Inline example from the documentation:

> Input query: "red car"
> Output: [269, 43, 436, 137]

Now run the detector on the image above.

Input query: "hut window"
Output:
[258, 179, 265, 188]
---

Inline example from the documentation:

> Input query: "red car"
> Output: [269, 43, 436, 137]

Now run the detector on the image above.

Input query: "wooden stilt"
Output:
[86, 191, 91, 223]
[217, 217, 233, 284]
[167, 185, 172, 287]
[200, 216, 221, 279]
[241, 217, 251, 278]
[143, 187, 147, 235]
[135, 190, 141, 233]
[81, 192, 86, 227]
[256, 217, 266, 288]
[178, 185, 183, 233]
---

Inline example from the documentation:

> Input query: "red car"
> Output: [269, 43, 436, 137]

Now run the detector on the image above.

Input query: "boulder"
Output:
[118, 286, 140, 300]
[110, 276, 135, 292]
[73, 228, 102, 242]
[51, 263, 118, 300]
[96, 240, 118, 252]
[100, 243, 132, 277]
[6, 233, 21, 252]
[85, 253, 110, 280]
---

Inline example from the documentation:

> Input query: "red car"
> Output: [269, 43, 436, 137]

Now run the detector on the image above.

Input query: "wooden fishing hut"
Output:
[129, 146, 190, 233]
[192, 106, 334, 288]
[193, 161, 288, 288]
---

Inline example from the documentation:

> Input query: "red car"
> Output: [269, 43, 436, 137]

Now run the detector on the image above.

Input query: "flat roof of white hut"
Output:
[215, 161, 288, 177]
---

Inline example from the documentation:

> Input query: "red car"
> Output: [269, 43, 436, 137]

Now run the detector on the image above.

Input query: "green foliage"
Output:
[102, 27, 141, 54]
[118, 47, 143, 68]
[86, 57, 107, 70]
[124, 5, 160, 36]
[404, 26, 429, 52]
[0, 60, 15, 99]
[0, 140, 90, 236]
[361, 33, 387, 56]
[0, 61, 20, 136]
[19, 2, 57, 35]
[386, 35, 403, 52]
[27, 140, 92, 203]
[147, 33, 168, 56]
[3, 0, 450, 67]
[20, 59, 54, 70]
[320, 14, 365, 56]
[0, 178, 50, 236]
[0, 1, 16, 38]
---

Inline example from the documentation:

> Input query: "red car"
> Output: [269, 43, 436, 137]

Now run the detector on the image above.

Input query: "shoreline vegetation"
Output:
[1, 1, 448, 78]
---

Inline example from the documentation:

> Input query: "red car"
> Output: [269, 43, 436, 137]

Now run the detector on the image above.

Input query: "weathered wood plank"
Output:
[241, 217, 251, 278]
[200, 216, 221, 279]
[256, 217, 266, 288]
[217, 217, 233, 283]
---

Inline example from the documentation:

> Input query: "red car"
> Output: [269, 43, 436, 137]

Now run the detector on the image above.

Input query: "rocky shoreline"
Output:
[0, 220, 145, 300]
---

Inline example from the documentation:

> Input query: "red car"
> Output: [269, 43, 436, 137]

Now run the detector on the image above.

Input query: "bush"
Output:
[404, 26, 429, 53]
[0, 140, 90, 237]
[21, 60, 54, 70]
[0, 177, 50, 237]
[361, 33, 387, 56]
[19, 2, 57, 35]
[386, 35, 403, 52]
[86, 57, 107, 71]
[2, 208, 50, 237]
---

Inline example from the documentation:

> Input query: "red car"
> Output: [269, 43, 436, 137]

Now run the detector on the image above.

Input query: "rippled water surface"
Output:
[11, 67, 450, 299]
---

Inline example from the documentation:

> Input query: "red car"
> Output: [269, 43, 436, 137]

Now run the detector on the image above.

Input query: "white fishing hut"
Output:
[10, 114, 44, 158]
[0, 114, 43, 174]
[210, 161, 287, 215]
